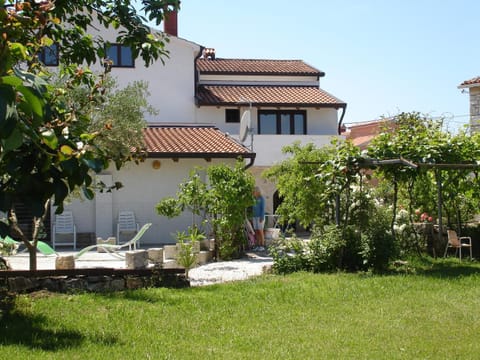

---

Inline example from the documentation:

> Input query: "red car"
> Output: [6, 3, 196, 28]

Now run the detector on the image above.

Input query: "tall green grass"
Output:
[1, 258, 480, 359]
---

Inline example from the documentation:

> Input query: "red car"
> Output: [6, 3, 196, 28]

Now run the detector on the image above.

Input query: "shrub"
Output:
[270, 236, 311, 274]
[394, 208, 423, 256]
[362, 206, 397, 272]
[271, 225, 363, 274]
[308, 225, 346, 272]
[271, 206, 397, 274]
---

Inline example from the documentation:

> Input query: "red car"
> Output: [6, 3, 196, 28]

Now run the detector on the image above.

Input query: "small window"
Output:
[225, 109, 240, 123]
[106, 44, 134, 68]
[39, 44, 59, 66]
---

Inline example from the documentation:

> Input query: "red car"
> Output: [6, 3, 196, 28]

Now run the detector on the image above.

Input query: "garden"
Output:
[2, 259, 480, 359]
[265, 112, 480, 274]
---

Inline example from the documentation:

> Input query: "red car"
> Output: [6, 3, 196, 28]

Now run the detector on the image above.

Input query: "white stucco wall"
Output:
[252, 134, 342, 166]
[86, 21, 201, 124]
[195, 106, 339, 135]
[55, 158, 239, 246]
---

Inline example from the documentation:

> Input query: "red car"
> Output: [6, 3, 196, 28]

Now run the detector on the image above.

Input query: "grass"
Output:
[2, 257, 480, 359]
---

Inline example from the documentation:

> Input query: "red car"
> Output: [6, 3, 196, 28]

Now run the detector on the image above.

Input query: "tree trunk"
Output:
[7, 199, 50, 271]
[29, 247, 37, 271]
[390, 178, 398, 244]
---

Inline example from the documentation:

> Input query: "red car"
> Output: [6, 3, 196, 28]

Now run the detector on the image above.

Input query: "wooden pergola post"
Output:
[435, 169, 443, 259]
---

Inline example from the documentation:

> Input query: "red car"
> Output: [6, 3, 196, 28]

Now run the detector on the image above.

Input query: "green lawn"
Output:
[1, 258, 480, 359]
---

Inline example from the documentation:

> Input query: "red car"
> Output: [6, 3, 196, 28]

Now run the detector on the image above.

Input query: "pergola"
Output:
[357, 157, 480, 247]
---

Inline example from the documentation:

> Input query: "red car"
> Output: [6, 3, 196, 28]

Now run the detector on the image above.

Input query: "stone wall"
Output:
[0, 269, 188, 294]
[469, 87, 480, 132]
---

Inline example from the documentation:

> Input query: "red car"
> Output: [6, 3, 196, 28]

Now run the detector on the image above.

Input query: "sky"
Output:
[140, 0, 480, 131]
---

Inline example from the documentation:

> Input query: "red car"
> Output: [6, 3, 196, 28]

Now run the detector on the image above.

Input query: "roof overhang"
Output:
[195, 85, 346, 109]
[143, 125, 255, 161]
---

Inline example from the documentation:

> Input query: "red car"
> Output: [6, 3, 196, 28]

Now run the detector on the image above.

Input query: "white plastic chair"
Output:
[52, 211, 77, 250]
[76, 223, 152, 258]
[116, 211, 140, 249]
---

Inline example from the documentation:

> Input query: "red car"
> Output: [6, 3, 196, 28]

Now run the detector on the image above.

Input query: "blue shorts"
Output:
[252, 217, 265, 230]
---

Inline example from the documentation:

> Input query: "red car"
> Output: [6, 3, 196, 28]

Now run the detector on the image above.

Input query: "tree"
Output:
[368, 112, 480, 255]
[206, 162, 255, 259]
[0, 0, 178, 270]
[263, 142, 334, 228]
[156, 161, 255, 260]
[62, 77, 157, 166]
[263, 139, 363, 231]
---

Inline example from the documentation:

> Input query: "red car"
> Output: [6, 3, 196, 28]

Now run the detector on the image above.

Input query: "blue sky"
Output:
[141, 1, 480, 130]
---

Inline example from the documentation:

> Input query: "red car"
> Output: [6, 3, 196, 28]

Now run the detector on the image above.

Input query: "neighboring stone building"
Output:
[458, 76, 480, 132]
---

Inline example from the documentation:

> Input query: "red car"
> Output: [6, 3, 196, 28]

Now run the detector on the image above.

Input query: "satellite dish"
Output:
[239, 110, 251, 142]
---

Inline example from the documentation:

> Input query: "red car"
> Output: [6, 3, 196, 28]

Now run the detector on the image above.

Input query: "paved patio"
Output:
[3, 250, 274, 286]
[4, 251, 125, 270]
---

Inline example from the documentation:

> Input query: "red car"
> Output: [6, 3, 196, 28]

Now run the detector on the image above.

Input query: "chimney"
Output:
[164, 7, 178, 37]
[203, 48, 216, 60]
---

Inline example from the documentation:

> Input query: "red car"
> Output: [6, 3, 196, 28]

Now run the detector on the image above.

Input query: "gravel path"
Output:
[188, 253, 273, 286]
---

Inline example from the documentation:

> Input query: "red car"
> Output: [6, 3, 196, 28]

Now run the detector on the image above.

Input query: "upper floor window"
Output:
[258, 110, 306, 135]
[39, 44, 59, 66]
[106, 44, 134, 68]
[225, 109, 240, 123]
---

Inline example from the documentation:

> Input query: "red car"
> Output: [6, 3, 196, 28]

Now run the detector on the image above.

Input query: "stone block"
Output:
[163, 245, 178, 260]
[125, 277, 144, 289]
[110, 278, 125, 291]
[8, 277, 38, 292]
[125, 250, 148, 269]
[87, 281, 110, 293]
[147, 248, 164, 264]
[196, 250, 211, 265]
[200, 239, 215, 251]
[162, 259, 180, 269]
[55, 255, 75, 270]
[62, 278, 86, 292]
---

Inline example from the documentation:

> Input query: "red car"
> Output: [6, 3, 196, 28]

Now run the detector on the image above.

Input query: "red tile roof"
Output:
[459, 76, 480, 88]
[342, 119, 396, 150]
[196, 85, 346, 107]
[143, 125, 254, 158]
[197, 58, 324, 76]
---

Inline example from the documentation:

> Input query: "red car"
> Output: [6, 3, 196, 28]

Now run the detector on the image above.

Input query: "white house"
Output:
[46, 8, 346, 246]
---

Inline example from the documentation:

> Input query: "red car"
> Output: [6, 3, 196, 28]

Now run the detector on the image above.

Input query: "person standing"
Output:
[252, 186, 265, 251]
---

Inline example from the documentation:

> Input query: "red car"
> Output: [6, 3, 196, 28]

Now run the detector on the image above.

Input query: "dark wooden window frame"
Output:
[106, 43, 135, 68]
[258, 110, 307, 134]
